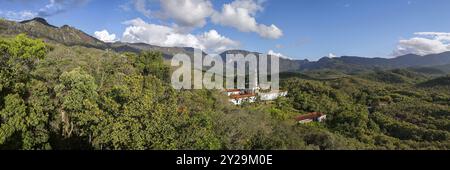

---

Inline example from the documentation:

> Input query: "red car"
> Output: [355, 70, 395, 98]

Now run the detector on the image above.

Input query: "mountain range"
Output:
[1, 17, 450, 73]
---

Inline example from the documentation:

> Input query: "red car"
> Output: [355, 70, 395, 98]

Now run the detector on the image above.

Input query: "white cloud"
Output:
[158, 0, 214, 28]
[328, 53, 337, 58]
[121, 18, 239, 53]
[268, 50, 283, 57]
[394, 32, 450, 56]
[211, 0, 283, 39]
[127, 0, 283, 39]
[94, 30, 118, 43]
[414, 32, 450, 42]
[199, 30, 240, 53]
[268, 50, 292, 60]
[133, 0, 151, 18]
[0, 10, 37, 21]
[257, 24, 283, 39]
[122, 18, 199, 48]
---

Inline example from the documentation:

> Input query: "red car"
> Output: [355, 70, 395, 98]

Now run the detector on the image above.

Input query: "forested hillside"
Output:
[0, 35, 448, 150]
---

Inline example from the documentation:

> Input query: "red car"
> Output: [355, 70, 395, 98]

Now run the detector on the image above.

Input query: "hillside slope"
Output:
[0, 18, 197, 59]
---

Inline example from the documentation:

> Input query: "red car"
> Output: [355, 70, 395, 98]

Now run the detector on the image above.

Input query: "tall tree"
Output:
[55, 68, 100, 142]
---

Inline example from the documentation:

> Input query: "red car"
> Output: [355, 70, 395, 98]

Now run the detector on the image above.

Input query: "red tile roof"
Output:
[230, 94, 256, 99]
[226, 89, 242, 92]
[295, 112, 324, 121]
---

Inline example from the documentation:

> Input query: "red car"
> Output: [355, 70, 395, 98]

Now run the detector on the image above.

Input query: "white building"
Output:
[225, 69, 288, 105]
[259, 90, 288, 101]
[225, 89, 242, 96]
[229, 94, 257, 105]
[225, 89, 288, 105]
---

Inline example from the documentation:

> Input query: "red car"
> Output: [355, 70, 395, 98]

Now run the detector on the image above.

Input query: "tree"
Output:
[0, 34, 48, 94]
[55, 67, 100, 141]
[92, 75, 180, 149]
[133, 51, 170, 82]
[0, 35, 51, 149]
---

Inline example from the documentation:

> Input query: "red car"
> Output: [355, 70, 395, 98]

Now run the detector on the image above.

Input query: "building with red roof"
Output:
[295, 112, 327, 124]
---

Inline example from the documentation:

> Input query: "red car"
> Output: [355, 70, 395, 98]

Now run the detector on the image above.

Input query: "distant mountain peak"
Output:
[395, 53, 421, 59]
[20, 17, 57, 28]
[60, 25, 71, 29]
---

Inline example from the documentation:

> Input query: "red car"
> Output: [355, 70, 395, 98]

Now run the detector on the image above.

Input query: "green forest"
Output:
[0, 35, 449, 150]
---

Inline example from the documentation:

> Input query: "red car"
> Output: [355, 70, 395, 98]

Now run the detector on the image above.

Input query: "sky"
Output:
[1, 0, 450, 61]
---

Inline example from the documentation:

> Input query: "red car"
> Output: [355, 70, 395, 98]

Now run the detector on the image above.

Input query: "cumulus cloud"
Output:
[38, 0, 90, 17]
[0, 10, 37, 21]
[268, 50, 283, 57]
[121, 18, 239, 53]
[394, 32, 450, 56]
[268, 50, 292, 60]
[158, 0, 214, 29]
[211, 0, 283, 39]
[127, 0, 282, 39]
[199, 30, 240, 53]
[414, 32, 450, 42]
[122, 18, 199, 48]
[94, 30, 118, 43]
[328, 53, 337, 58]
[118, 1, 283, 52]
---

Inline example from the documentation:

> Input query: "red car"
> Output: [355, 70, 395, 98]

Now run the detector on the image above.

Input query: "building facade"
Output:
[259, 91, 288, 101]
[225, 89, 288, 105]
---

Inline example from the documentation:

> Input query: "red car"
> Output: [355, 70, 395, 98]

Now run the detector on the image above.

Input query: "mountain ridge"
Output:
[19, 17, 57, 28]
[1, 17, 450, 73]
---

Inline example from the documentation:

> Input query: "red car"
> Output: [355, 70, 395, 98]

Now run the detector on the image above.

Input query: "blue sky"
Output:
[1, 0, 450, 60]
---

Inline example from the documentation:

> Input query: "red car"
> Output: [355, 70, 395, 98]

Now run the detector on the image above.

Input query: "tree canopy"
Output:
[0, 35, 448, 150]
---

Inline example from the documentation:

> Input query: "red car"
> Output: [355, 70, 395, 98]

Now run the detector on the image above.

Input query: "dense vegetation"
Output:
[0, 35, 448, 150]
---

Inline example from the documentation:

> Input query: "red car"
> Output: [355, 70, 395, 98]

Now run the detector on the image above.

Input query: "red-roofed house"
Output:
[295, 112, 327, 124]
[229, 93, 257, 105]
[225, 89, 242, 96]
